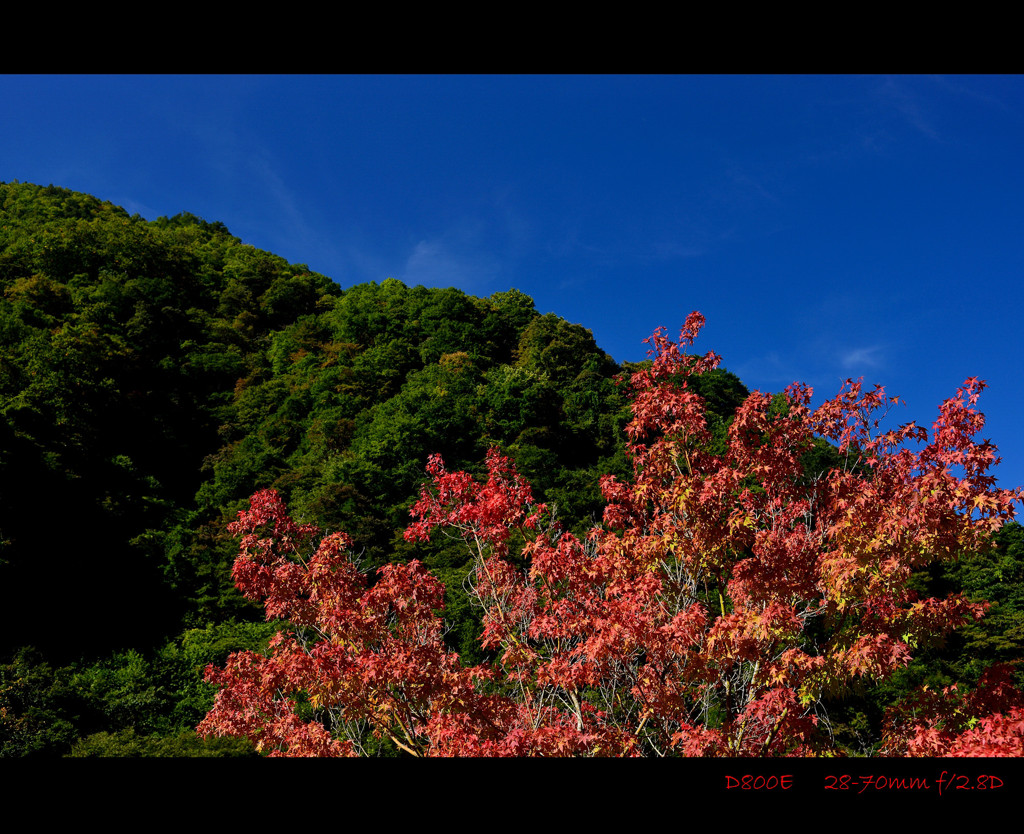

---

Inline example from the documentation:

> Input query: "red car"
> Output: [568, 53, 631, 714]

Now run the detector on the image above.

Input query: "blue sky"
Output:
[3, 74, 1023, 494]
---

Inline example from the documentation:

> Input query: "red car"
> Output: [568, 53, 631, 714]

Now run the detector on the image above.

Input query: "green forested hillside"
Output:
[1, 182, 1020, 756]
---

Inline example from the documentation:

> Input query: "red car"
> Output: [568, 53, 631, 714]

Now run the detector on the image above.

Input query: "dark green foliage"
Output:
[950, 523, 1024, 675]
[0, 648, 81, 757]
[907, 522, 1024, 687]
[0, 621, 276, 757]
[68, 728, 256, 757]
[0, 182, 341, 660]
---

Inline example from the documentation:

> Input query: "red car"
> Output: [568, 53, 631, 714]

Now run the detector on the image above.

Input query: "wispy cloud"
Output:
[875, 77, 944, 143]
[730, 350, 808, 390]
[401, 235, 502, 292]
[840, 344, 885, 371]
[247, 152, 317, 246]
[724, 165, 784, 207]
[397, 197, 537, 293]
[930, 75, 1022, 121]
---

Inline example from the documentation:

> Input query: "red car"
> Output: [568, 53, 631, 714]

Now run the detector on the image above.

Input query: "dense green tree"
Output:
[67, 728, 255, 757]
[0, 648, 80, 757]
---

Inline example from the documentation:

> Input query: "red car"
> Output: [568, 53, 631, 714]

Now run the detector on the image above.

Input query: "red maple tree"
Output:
[198, 313, 1024, 756]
